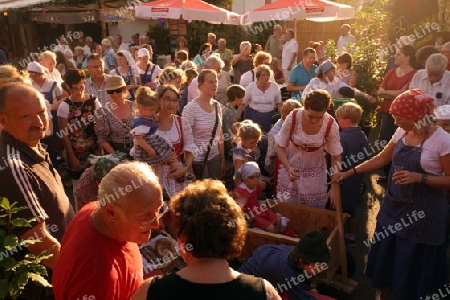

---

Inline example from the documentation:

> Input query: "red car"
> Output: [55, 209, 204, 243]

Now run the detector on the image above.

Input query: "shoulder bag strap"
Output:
[199, 102, 219, 178]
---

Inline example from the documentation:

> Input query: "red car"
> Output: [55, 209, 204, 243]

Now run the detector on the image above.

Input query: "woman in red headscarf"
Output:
[336, 89, 450, 300]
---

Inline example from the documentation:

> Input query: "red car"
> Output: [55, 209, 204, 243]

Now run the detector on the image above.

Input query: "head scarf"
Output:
[315, 60, 335, 75]
[389, 89, 435, 120]
[234, 161, 260, 181]
[117, 50, 136, 66]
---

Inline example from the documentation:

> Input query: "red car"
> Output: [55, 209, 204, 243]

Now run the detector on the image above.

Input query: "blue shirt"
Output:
[239, 244, 316, 300]
[288, 62, 317, 101]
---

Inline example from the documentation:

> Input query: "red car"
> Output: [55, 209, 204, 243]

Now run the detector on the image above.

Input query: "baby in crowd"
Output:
[130, 86, 183, 179]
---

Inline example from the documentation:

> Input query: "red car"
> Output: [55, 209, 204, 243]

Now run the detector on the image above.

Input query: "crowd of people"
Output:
[0, 23, 450, 300]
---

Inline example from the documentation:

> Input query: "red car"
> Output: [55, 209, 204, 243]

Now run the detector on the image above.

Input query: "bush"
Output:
[0, 197, 52, 299]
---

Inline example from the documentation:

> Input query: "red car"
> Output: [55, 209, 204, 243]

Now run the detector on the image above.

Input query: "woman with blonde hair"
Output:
[240, 51, 273, 88]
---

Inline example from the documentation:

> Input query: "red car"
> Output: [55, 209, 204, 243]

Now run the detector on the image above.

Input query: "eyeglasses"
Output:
[137, 203, 170, 229]
[162, 96, 179, 103]
[107, 87, 125, 94]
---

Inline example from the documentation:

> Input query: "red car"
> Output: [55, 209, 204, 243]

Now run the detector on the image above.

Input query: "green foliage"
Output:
[0, 197, 52, 300]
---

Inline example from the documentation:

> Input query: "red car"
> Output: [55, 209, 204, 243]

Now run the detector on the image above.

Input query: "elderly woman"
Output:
[192, 43, 212, 71]
[110, 50, 142, 100]
[336, 89, 450, 300]
[243, 64, 282, 134]
[57, 69, 102, 180]
[182, 69, 225, 180]
[231, 41, 254, 84]
[239, 51, 273, 88]
[95, 75, 134, 155]
[275, 90, 342, 208]
[136, 47, 162, 90]
[131, 179, 281, 300]
[153, 84, 196, 198]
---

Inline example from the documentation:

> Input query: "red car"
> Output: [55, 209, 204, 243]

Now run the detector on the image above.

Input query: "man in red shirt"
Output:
[53, 162, 164, 300]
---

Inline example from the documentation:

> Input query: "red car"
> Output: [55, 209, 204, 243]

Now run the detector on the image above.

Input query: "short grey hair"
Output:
[205, 54, 225, 70]
[274, 24, 282, 31]
[240, 41, 251, 52]
[101, 38, 111, 47]
[426, 53, 448, 72]
[218, 38, 226, 45]
[286, 28, 295, 37]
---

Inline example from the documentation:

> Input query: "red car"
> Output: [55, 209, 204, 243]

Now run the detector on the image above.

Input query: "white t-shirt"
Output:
[303, 77, 348, 98]
[244, 82, 282, 113]
[282, 39, 298, 69]
[392, 127, 450, 175]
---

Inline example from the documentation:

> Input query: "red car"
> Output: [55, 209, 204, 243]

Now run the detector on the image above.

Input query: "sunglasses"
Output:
[107, 87, 125, 94]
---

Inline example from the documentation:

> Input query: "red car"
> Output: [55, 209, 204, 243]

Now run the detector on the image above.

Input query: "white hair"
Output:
[426, 53, 448, 72]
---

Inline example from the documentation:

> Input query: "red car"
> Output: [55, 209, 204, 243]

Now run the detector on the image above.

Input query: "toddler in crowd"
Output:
[335, 102, 369, 247]
[265, 99, 301, 175]
[232, 120, 263, 175]
[231, 162, 286, 233]
[222, 84, 245, 158]
[130, 86, 184, 180]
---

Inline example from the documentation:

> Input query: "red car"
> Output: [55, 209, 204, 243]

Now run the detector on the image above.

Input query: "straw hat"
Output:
[102, 75, 133, 91]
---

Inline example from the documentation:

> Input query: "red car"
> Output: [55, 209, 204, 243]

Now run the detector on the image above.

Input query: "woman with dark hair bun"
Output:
[131, 179, 281, 300]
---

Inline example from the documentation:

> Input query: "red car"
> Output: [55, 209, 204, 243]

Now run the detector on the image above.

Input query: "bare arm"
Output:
[21, 221, 60, 269]
[394, 154, 450, 189]
[286, 81, 306, 92]
[58, 117, 80, 171]
[99, 141, 115, 154]
[275, 143, 298, 181]
[339, 141, 395, 179]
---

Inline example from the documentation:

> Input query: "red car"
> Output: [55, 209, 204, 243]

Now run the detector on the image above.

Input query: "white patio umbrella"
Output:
[243, 0, 355, 23]
[135, 0, 242, 25]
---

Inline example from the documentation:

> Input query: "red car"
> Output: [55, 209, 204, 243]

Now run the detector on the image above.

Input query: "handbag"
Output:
[198, 101, 219, 179]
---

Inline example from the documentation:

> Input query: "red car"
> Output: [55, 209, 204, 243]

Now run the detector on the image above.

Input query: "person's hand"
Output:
[365, 93, 376, 103]
[392, 170, 421, 184]
[288, 166, 300, 182]
[170, 166, 188, 179]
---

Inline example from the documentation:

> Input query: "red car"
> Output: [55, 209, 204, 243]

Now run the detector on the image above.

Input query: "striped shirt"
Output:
[0, 131, 74, 241]
[182, 99, 222, 162]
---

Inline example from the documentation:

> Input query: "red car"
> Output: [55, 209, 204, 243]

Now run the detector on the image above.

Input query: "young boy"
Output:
[335, 102, 369, 247]
[222, 84, 245, 158]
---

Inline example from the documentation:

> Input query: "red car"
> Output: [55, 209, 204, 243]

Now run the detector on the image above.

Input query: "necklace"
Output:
[70, 98, 85, 110]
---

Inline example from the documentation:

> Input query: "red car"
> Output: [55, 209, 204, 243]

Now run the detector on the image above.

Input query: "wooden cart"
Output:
[240, 185, 358, 293]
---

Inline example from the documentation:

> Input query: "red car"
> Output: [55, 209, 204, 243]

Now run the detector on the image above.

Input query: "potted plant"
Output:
[0, 197, 52, 299]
